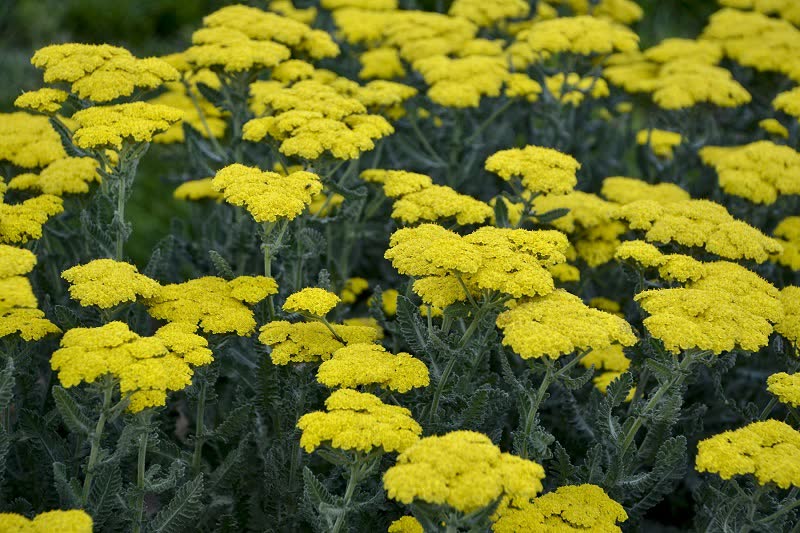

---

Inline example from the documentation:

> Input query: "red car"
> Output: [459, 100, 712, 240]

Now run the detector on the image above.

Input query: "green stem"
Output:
[760, 397, 778, 420]
[318, 316, 346, 344]
[331, 462, 361, 533]
[618, 351, 698, 458]
[133, 418, 149, 533]
[429, 355, 458, 424]
[82, 376, 114, 505]
[758, 496, 800, 525]
[454, 272, 478, 309]
[519, 359, 555, 460]
[464, 99, 514, 145]
[191, 381, 207, 474]
[115, 176, 126, 260]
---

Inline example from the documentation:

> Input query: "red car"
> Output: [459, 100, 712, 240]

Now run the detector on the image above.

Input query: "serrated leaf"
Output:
[302, 467, 339, 508]
[396, 296, 429, 354]
[213, 403, 252, 443]
[560, 364, 595, 391]
[49, 117, 86, 158]
[0, 358, 14, 413]
[151, 475, 205, 533]
[88, 463, 122, 529]
[209, 250, 235, 280]
[629, 436, 687, 517]
[195, 83, 226, 111]
[53, 462, 81, 508]
[52, 386, 91, 436]
[210, 437, 248, 490]
[493, 196, 509, 228]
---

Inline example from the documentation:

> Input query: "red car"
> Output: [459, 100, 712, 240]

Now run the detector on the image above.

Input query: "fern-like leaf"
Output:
[52, 386, 92, 436]
[151, 475, 205, 533]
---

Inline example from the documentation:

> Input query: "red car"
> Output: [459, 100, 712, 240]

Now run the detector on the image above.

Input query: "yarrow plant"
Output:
[1, 1, 800, 532]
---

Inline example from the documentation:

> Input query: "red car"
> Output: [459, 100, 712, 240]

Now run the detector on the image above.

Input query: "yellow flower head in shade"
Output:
[448, 0, 529, 27]
[146, 276, 277, 336]
[243, 110, 394, 160]
[717, 0, 800, 25]
[200, 5, 339, 60]
[759, 119, 789, 139]
[580, 344, 634, 399]
[509, 16, 639, 68]
[149, 84, 227, 144]
[61, 259, 161, 309]
[774, 87, 800, 118]
[284, 287, 341, 316]
[615, 199, 783, 263]
[492, 484, 628, 533]
[51, 321, 212, 413]
[767, 372, 800, 408]
[360, 169, 433, 198]
[485, 145, 579, 195]
[0, 194, 64, 244]
[0, 509, 93, 532]
[297, 389, 422, 453]
[211, 163, 322, 223]
[504, 73, 542, 102]
[696, 419, 800, 489]
[773, 217, 800, 270]
[259, 321, 380, 365]
[0, 246, 60, 341]
[554, 0, 643, 25]
[71, 102, 184, 150]
[601, 176, 690, 205]
[269, 0, 318, 24]
[383, 430, 545, 514]
[173, 178, 224, 202]
[340, 277, 369, 304]
[651, 62, 751, 110]
[379, 289, 400, 317]
[8, 157, 100, 196]
[496, 290, 637, 360]
[14, 88, 69, 114]
[533, 191, 624, 267]
[250, 80, 367, 120]
[642, 37, 723, 64]
[699, 141, 800, 205]
[388, 516, 423, 533]
[30, 43, 179, 102]
[776, 286, 800, 347]
[544, 72, 610, 106]
[316, 343, 429, 392]
[391, 185, 493, 226]
[415, 54, 508, 108]
[636, 129, 682, 159]
[359, 48, 406, 80]
[0, 112, 67, 168]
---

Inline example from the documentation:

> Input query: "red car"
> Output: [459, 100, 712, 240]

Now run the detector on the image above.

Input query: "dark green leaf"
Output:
[52, 386, 92, 436]
[151, 475, 205, 533]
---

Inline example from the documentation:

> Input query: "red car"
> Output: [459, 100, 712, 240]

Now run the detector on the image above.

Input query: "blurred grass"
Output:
[0, 0, 720, 264]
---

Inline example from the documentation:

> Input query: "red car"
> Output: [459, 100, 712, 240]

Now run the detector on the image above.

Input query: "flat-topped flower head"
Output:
[297, 389, 422, 453]
[340, 277, 369, 304]
[415, 55, 508, 108]
[496, 290, 637, 360]
[776, 286, 800, 348]
[0, 194, 64, 244]
[448, 0, 529, 27]
[643, 38, 723, 65]
[636, 129, 682, 159]
[615, 199, 783, 263]
[773, 217, 800, 270]
[8, 157, 100, 196]
[31, 43, 179, 102]
[146, 276, 277, 336]
[0, 246, 60, 341]
[185, 28, 291, 73]
[14, 88, 69, 114]
[71, 102, 184, 150]
[317, 343, 429, 392]
[0, 245, 36, 279]
[767, 373, 800, 408]
[696, 419, 800, 489]
[601, 176, 690, 205]
[51, 321, 213, 413]
[360, 169, 433, 198]
[283, 287, 340, 317]
[211, 163, 322, 223]
[774, 87, 800, 118]
[0, 112, 66, 168]
[509, 16, 639, 68]
[390, 185, 493, 226]
[699, 141, 800, 205]
[250, 80, 366, 120]
[493, 484, 628, 533]
[388, 516, 423, 533]
[259, 321, 380, 365]
[0, 510, 93, 533]
[383, 430, 545, 514]
[385, 224, 482, 278]
[485, 145, 579, 195]
[62, 259, 160, 309]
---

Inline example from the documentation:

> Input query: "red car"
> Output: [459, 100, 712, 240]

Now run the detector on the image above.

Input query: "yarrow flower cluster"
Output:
[0, 245, 60, 341]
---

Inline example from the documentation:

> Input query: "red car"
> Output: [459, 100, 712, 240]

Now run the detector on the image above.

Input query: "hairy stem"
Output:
[81, 376, 114, 505]
[191, 381, 207, 474]
[133, 417, 150, 533]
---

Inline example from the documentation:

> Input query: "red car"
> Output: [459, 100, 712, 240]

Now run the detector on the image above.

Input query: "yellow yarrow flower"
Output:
[636, 129, 682, 159]
[496, 290, 636, 360]
[0, 509, 93, 532]
[759, 118, 789, 139]
[615, 199, 783, 263]
[718, 0, 800, 25]
[449, 0, 529, 27]
[383, 430, 545, 514]
[51, 321, 213, 413]
[0, 246, 60, 341]
[544, 73, 610, 106]
[0, 194, 64, 244]
[269, 0, 318, 24]
[696, 419, 800, 489]
[388, 516, 423, 533]
[415, 55, 508, 108]
[149, 84, 227, 144]
[492, 484, 628, 533]
[0, 112, 66, 168]
[14, 88, 69, 114]
[71, 102, 184, 150]
[504, 73, 542, 102]
[776, 286, 800, 347]
[211, 163, 322, 223]
[601, 176, 690, 205]
[774, 86, 800, 118]
[297, 388, 421, 453]
[361, 169, 433, 198]
[359, 48, 406, 80]
[317, 343, 429, 392]
[486, 145, 579, 195]
[61, 259, 161, 309]
[767, 372, 800, 408]
[260, 321, 380, 365]
[773, 217, 800, 270]
[146, 276, 277, 336]
[391, 185, 493, 226]
[700, 141, 800, 205]
[0, 245, 36, 279]
[31, 43, 179, 102]
[8, 157, 100, 196]
[284, 287, 340, 316]
[173, 178, 223, 202]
